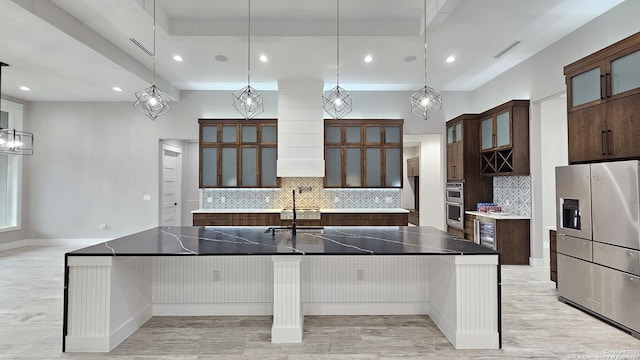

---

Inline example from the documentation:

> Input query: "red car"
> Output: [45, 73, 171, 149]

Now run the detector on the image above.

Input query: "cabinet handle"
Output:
[606, 73, 612, 98]
[600, 74, 606, 99]
[607, 129, 613, 155]
[601, 130, 607, 155]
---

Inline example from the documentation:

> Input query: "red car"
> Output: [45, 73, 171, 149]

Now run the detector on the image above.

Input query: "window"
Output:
[198, 119, 278, 188]
[0, 100, 24, 232]
[324, 119, 403, 188]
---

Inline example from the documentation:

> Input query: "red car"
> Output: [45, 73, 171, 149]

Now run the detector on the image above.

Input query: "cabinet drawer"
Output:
[593, 242, 640, 276]
[557, 234, 592, 261]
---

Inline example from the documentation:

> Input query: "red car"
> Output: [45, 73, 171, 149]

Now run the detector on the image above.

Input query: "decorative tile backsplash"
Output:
[493, 176, 532, 217]
[201, 177, 401, 209]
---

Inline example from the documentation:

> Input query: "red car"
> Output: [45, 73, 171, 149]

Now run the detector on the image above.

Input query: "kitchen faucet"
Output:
[265, 189, 297, 236]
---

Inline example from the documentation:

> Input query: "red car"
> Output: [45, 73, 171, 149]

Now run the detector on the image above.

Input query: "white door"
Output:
[162, 149, 181, 226]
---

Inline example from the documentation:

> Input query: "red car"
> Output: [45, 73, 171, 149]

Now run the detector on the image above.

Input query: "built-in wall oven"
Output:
[445, 182, 464, 230]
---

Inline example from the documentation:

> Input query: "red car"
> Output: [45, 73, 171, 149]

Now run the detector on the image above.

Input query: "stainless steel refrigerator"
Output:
[556, 160, 640, 337]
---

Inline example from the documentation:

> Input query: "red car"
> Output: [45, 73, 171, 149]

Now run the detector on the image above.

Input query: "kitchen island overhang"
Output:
[63, 226, 501, 352]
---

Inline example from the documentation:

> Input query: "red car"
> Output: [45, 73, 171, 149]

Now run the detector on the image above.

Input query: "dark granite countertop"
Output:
[66, 226, 498, 257]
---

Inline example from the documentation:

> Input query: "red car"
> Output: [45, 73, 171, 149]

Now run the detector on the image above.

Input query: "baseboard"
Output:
[153, 303, 273, 316]
[454, 332, 500, 349]
[529, 257, 548, 267]
[1, 238, 109, 252]
[109, 305, 153, 351]
[303, 302, 429, 315]
[65, 305, 152, 353]
[428, 303, 455, 346]
[0, 240, 27, 251]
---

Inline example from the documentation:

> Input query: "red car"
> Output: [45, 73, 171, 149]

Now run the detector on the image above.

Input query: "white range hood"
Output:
[276, 78, 325, 177]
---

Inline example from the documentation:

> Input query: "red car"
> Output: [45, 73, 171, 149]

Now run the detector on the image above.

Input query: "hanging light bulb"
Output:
[0, 62, 34, 156]
[134, 0, 172, 120]
[323, 0, 352, 120]
[232, 0, 264, 119]
[410, 0, 442, 120]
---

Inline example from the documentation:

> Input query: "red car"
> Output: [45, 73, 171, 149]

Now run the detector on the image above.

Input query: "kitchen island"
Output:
[63, 226, 500, 352]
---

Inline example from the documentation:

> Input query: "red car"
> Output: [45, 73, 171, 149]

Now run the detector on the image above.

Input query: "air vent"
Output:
[130, 38, 153, 56]
[494, 41, 521, 59]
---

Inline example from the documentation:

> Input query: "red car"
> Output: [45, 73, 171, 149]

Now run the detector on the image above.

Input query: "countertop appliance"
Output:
[556, 160, 640, 337]
[445, 182, 464, 230]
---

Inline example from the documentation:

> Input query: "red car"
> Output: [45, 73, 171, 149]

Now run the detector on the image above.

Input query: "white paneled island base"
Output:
[64, 254, 500, 352]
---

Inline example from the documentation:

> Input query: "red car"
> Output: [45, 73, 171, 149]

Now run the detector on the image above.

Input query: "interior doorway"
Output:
[161, 143, 183, 226]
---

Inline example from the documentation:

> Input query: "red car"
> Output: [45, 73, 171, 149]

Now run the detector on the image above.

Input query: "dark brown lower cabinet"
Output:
[495, 219, 530, 265]
[550, 229, 557, 285]
[193, 213, 280, 226]
[322, 213, 408, 226]
[446, 226, 464, 238]
[193, 212, 409, 226]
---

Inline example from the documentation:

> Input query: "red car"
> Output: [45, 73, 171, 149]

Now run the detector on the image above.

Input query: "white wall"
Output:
[540, 96, 568, 234]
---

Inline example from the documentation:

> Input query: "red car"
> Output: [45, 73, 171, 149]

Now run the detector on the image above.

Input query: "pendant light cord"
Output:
[336, 0, 340, 89]
[248, 0, 251, 87]
[423, 0, 427, 88]
[152, 0, 157, 86]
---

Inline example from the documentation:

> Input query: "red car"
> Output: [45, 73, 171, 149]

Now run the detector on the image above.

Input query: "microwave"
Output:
[446, 182, 464, 204]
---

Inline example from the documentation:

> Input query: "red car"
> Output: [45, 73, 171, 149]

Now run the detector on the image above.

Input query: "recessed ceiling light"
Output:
[113, 87, 122, 92]
[19, 86, 30, 91]
[259, 54, 268, 62]
[173, 55, 183, 62]
[404, 55, 417, 62]
[446, 55, 456, 63]
[364, 55, 373, 63]
[215, 55, 228, 62]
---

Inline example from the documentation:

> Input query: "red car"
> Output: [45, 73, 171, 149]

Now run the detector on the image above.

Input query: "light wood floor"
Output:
[1, 245, 639, 359]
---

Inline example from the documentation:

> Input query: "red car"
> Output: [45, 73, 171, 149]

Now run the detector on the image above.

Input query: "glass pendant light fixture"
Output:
[0, 62, 34, 156]
[410, 0, 442, 120]
[134, 0, 172, 120]
[232, 0, 264, 119]
[323, 0, 352, 119]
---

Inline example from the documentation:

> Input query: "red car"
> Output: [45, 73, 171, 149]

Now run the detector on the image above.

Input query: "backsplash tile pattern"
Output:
[493, 176, 532, 217]
[201, 177, 401, 209]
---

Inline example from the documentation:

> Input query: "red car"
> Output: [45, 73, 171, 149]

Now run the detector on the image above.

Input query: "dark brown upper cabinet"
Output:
[479, 100, 530, 176]
[564, 32, 640, 163]
[199, 119, 279, 188]
[324, 119, 403, 188]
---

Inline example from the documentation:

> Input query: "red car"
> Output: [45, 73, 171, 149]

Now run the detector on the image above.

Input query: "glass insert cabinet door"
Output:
[611, 49, 640, 96]
[571, 67, 601, 107]
[366, 148, 381, 187]
[495, 111, 510, 147]
[325, 147, 342, 187]
[481, 117, 493, 150]
[346, 148, 362, 187]
[201, 148, 217, 187]
[385, 148, 401, 187]
[261, 147, 277, 187]
[455, 123, 462, 142]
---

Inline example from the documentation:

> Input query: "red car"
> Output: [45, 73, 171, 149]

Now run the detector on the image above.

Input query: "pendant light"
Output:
[0, 62, 34, 156]
[410, 0, 442, 120]
[134, 0, 172, 120]
[323, 0, 352, 119]
[232, 0, 264, 119]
